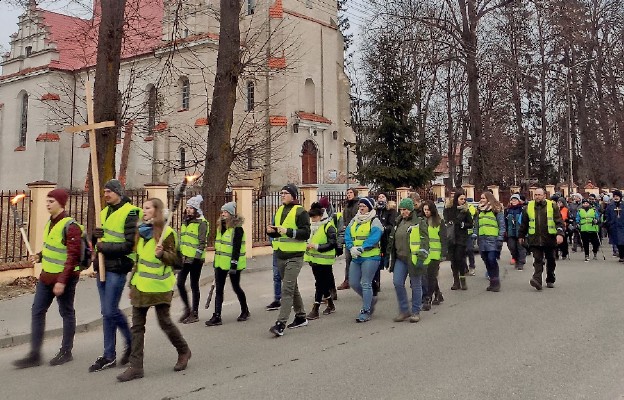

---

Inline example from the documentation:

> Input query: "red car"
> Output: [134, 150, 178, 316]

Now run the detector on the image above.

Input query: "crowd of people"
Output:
[11, 180, 624, 382]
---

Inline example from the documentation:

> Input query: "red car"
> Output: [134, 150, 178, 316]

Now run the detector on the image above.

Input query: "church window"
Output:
[180, 77, 190, 110]
[247, 0, 255, 15]
[246, 81, 255, 111]
[179, 147, 186, 171]
[25, 46, 32, 57]
[19, 93, 28, 147]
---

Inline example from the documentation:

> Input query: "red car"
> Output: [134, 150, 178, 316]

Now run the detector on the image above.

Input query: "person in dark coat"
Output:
[518, 188, 565, 290]
[604, 190, 624, 262]
[373, 192, 397, 295]
[337, 188, 359, 290]
[443, 191, 473, 290]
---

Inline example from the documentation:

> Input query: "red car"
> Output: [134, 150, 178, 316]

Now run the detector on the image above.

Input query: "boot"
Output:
[459, 275, 467, 290]
[451, 273, 460, 290]
[486, 278, 493, 291]
[490, 278, 501, 292]
[205, 313, 222, 327]
[337, 280, 349, 290]
[12, 352, 41, 369]
[330, 288, 338, 301]
[422, 296, 432, 311]
[322, 298, 336, 315]
[237, 309, 250, 322]
[183, 311, 199, 324]
[306, 303, 320, 320]
[174, 349, 192, 371]
[432, 291, 444, 305]
[178, 307, 191, 323]
[117, 367, 144, 382]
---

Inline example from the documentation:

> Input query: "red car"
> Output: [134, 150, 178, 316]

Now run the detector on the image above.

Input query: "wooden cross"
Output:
[64, 80, 116, 282]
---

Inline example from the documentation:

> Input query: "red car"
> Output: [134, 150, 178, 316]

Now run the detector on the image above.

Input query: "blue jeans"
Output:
[349, 259, 379, 313]
[31, 275, 78, 354]
[481, 251, 499, 279]
[392, 258, 423, 314]
[97, 271, 131, 359]
[272, 252, 281, 301]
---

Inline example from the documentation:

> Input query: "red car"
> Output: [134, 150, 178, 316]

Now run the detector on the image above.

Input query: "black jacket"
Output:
[376, 205, 397, 257]
[343, 197, 360, 227]
[443, 204, 473, 246]
[95, 197, 140, 274]
[518, 200, 565, 248]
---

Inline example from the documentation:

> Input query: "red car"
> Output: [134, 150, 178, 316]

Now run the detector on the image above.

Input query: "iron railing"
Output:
[0, 190, 31, 264]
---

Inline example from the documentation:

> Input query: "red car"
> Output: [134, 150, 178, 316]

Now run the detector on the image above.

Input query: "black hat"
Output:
[613, 190, 622, 198]
[104, 179, 125, 197]
[281, 184, 298, 199]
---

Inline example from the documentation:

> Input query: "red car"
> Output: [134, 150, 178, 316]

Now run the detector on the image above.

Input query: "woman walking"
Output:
[505, 194, 527, 270]
[177, 195, 208, 324]
[474, 192, 505, 292]
[205, 202, 250, 326]
[345, 198, 383, 322]
[387, 198, 429, 322]
[443, 192, 473, 290]
[117, 198, 191, 382]
[421, 200, 447, 309]
[305, 202, 337, 319]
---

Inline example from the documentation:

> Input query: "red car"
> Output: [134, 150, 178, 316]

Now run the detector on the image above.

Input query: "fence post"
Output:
[26, 181, 57, 277]
[431, 184, 445, 202]
[144, 183, 169, 205]
[232, 183, 254, 259]
[461, 184, 475, 202]
[396, 187, 410, 202]
[299, 185, 318, 211]
[487, 185, 500, 201]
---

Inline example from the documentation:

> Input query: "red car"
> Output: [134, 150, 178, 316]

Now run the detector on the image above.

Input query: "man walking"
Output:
[337, 188, 359, 290]
[519, 188, 565, 290]
[89, 180, 142, 372]
[13, 189, 81, 368]
[267, 184, 311, 336]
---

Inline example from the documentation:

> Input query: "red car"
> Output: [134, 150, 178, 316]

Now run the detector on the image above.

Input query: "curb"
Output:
[0, 262, 273, 349]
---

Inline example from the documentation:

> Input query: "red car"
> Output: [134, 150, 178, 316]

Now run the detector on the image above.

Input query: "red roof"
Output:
[296, 111, 332, 125]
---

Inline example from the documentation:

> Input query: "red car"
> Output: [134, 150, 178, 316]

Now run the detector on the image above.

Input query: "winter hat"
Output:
[281, 184, 298, 199]
[221, 201, 236, 216]
[603, 195, 611, 203]
[104, 179, 125, 197]
[398, 198, 415, 212]
[318, 196, 331, 210]
[186, 195, 203, 216]
[613, 190, 623, 199]
[47, 188, 69, 208]
[558, 197, 568, 207]
[309, 202, 324, 217]
[510, 194, 521, 202]
[573, 193, 583, 201]
[358, 197, 374, 211]
[582, 198, 590, 205]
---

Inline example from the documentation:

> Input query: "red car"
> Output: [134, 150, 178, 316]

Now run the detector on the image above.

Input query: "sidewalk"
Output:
[0, 254, 274, 349]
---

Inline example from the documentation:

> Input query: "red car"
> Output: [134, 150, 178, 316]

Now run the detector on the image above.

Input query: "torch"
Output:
[10, 194, 35, 256]
[157, 175, 197, 247]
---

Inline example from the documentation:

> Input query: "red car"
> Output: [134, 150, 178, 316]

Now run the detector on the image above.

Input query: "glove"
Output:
[93, 228, 104, 239]
[471, 233, 477, 239]
[350, 247, 362, 258]
[593, 219, 598, 225]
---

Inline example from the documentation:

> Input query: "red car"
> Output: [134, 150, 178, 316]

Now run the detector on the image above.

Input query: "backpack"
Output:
[62, 220, 93, 271]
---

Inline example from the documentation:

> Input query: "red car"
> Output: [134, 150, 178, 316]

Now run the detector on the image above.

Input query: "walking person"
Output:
[117, 198, 191, 382]
[519, 188, 565, 290]
[265, 216, 282, 311]
[177, 195, 208, 324]
[304, 202, 337, 320]
[13, 189, 81, 369]
[89, 179, 142, 373]
[374, 192, 397, 295]
[386, 198, 429, 322]
[474, 192, 505, 292]
[443, 191, 473, 290]
[421, 201, 446, 310]
[345, 198, 384, 322]
[577, 198, 601, 262]
[505, 194, 527, 270]
[568, 193, 583, 252]
[319, 196, 342, 301]
[267, 184, 311, 337]
[556, 197, 570, 260]
[466, 201, 477, 275]
[205, 202, 250, 326]
[337, 188, 359, 290]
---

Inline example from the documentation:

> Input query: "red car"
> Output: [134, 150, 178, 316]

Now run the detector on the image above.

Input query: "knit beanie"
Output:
[221, 201, 236, 216]
[358, 197, 374, 211]
[186, 195, 203, 216]
[510, 194, 521, 202]
[104, 179, 125, 197]
[582, 198, 590, 205]
[47, 188, 69, 208]
[398, 198, 415, 211]
[613, 190, 622, 199]
[281, 184, 298, 199]
[319, 196, 331, 210]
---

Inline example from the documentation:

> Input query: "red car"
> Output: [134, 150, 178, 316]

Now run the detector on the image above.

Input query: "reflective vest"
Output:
[304, 220, 336, 266]
[526, 200, 557, 235]
[131, 226, 176, 293]
[272, 205, 307, 252]
[180, 217, 209, 259]
[409, 224, 424, 265]
[41, 217, 79, 274]
[214, 227, 247, 270]
[100, 202, 143, 263]
[579, 208, 599, 232]
[350, 220, 381, 258]
[478, 210, 499, 237]
[425, 224, 441, 264]
[467, 205, 477, 234]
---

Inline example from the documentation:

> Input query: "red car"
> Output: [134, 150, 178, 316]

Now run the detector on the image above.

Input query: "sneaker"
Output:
[337, 280, 350, 290]
[530, 278, 543, 291]
[237, 310, 250, 322]
[356, 310, 371, 323]
[205, 313, 222, 327]
[88, 356, 116, 373]
[117, 367, 144, 382]
[120, 345, 131, 366]
[183, 311, 199, 324]
[269, 321, 285, 337]
[287, 316, 308, 329]
[593, 254, 598, 261]
[584, 257, 590, 262]
[12, 352, 41, 369]
[265, 300, 281, 311]
[468, 268, 476, 276]
[49, 349, 73, 366]
[178, 308, 191, 323]
[409, 313, 420, 323]
[393, 312, 410, 322]
[546, 282, 555, 288]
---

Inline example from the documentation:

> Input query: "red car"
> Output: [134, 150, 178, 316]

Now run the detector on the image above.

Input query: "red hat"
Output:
[319, 196, 331, 209]
[47, 188, 69, 208]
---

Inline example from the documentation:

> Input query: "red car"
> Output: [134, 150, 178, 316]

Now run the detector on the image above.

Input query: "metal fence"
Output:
[252, 191, 281, 246]
[0, 190, 31, 264]
[66, 189, 149, 228]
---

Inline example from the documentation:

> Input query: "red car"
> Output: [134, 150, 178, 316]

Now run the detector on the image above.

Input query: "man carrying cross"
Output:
[604, 190, 624, 262]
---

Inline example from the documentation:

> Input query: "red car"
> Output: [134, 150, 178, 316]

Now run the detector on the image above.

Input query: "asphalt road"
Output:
[1, 251, 624, 400]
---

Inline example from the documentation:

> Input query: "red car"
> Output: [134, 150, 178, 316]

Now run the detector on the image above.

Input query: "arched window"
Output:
[247, 0, 255, 15]
[147, 85, 157, 135]
[19, 92, 28, 147]
[301, 140, 318, 184]
[180, 77, 190, 110]
[304, 78, 315, 113]
[179, 147, 186, 171]
[246, 81, 255, 111]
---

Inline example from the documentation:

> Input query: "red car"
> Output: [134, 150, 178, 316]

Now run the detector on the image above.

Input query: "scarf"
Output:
[478, 204, 492, 213]
[139, 223, 153, 240]
[354, 209, 376, 224]
[309, 211, 330, 239]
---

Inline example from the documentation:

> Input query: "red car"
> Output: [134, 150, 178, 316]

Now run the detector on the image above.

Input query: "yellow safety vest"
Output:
[409, 224, 424, 265]
[578, 208, 599, 233]
[527, 200, 557, 235]
[304, 220, 336, 266]
[425, 224, 441, 264]
[41, 217, 79, 274]
[180, 217, 209, 259]
[272, 205, 307, 252]
[214, 227, 247, 270]
[350, 220, 380, 258]
[131, 226, 177, 293]
[100, 202, 143, 263]
[478, 210, 499, 237]
[467, 205, 477, 235]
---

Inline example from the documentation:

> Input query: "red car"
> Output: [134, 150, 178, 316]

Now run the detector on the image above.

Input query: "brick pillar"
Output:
[431, 184, 446, 202]
[26, 181, 57, 277]
[462, 184, 475, 202]
[545, 184, 555, 197]
[510, 185, 521, 195]
[299, 185, 318, 211]
[396, 187, 410, 202]
[232, 184, 254, 259]
[144, 183, 169, 205]
[559, 184, 569, 198]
